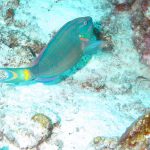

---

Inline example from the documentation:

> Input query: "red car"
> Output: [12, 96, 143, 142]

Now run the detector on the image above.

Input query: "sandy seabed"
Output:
[0, 0, 150, 150]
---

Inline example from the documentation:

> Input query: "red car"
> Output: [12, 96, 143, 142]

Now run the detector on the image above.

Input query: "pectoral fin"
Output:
[83, 40, 105, 55]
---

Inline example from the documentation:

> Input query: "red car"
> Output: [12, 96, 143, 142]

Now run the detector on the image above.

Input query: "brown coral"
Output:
[5, 8, 15, 20]
[114, 0, 136, 12]
[141, 0, 149, 12]
[129, 0, 150, 67]
[25, 40, 46, 55]
[115, 3, 131, 11]
[118, 112, 150, 149]
[31, 113, 53, 130]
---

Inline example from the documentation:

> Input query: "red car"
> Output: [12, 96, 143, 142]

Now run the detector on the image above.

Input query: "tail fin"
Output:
[0, 67, 34, 83]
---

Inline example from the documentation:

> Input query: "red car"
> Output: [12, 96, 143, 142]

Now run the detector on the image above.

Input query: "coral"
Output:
[0, 0, 20, 25]
[54, 139, 64, 150]
[113, 0, 136, 11]
[5, 8, 14, 20]
[93, 136, 104, 144]
[80, 80, 105, 92]
[118, 112, 150, 149]
[94, 21, 113, 51]
[24, 40, 46, 55]
[4, 8, 15, 25]
[0, 131, 3, 140]
[110, 0, 150, 66]
[4, 0, 20, 8]
[31, 113, 53, 130]
[92, 113, 150, 149]
[0, 0, 150, 149]
[142, 50, 150, 65]
[141, 0, 149, 12]
[92, 136, 118, 149]
[0, 26, 46, 66]
[14, 0, 20, 7]
[115, 3, 132, 11]
[14, 20, 27, 28]
[116, 100, 147, 115]
[0, 113, 55, 149]
[8, 35, 19, 48]
[130, 0, 150, 66]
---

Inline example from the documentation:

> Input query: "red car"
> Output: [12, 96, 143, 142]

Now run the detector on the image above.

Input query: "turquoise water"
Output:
[0, 0, 149, 150]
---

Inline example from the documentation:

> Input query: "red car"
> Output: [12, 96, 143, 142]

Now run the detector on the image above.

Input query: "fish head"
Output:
[77, 16, 94, 42]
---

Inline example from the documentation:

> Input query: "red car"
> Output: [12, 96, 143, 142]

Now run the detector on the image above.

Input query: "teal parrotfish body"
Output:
[0, 17, 98, 83]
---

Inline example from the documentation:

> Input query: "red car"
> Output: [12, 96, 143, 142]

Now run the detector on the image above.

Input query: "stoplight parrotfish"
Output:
[0, 17, 102, 83]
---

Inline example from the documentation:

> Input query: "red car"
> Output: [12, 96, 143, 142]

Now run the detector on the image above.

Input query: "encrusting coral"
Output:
[118, 112, 150, 149]
[31, 113, 53, 130]
[92, 112, 150, 149]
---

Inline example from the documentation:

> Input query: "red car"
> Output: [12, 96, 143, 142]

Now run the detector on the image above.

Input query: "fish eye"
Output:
[83, 21, 88, 25]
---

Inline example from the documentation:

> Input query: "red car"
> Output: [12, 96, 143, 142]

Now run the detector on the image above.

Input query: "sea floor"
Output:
[0, 0, 150, 150]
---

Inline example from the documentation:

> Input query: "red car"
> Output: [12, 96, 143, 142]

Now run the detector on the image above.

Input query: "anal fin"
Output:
[35, 76, 59, 82]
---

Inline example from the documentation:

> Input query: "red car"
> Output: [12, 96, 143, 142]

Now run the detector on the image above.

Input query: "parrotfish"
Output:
[0, 16, 101, 83]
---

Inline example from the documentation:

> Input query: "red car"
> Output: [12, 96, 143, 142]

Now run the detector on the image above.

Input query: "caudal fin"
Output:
[0, 67, 34, 83]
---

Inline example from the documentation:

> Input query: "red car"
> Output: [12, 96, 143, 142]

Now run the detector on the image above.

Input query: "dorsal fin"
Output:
[31, 47, 46, 66]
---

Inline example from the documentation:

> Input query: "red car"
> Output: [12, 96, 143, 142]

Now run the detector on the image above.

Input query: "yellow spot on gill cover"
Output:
[24, 69, 31, 80]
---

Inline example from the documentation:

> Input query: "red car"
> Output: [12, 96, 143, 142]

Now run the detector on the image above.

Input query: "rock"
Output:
[31, 113, 53, 130]
[54, 139, 64, 150]
[5, 0, 20, 8]
[92, 113, 150, 149]
[111, 0, 136, 5]
[92, 136, 118, 149]
[93, 136, 104, 145]
[141, 0, 149, 13]
[141, 49, 150, 65]
[1, 113, 55, 149]
[5, 8, 15, 20]
[118, 112, 150, 149]
[112, 0, 136, 11]
[4, 8, 15, 25]
[0, 131, 3, 140]
[130, 0, 150, 66]
[0, 0, 20, 25]
[115, 3, 131, 11]
[0, 26, 46, 67]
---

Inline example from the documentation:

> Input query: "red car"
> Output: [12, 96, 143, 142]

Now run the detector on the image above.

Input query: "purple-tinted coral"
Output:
[130, 0, 150, 66]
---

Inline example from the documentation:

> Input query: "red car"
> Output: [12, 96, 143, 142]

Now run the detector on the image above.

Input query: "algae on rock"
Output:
[31, 113, 53, 130]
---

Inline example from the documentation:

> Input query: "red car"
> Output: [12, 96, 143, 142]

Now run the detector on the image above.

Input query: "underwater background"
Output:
[0, 0, 150, 150]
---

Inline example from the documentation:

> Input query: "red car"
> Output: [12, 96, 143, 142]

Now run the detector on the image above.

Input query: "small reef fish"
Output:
[0, 17, 101, 83]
